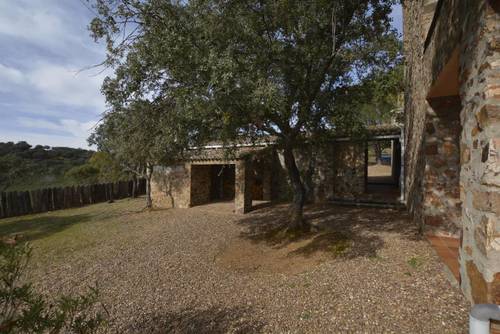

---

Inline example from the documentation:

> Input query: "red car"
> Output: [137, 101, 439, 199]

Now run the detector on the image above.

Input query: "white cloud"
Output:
[0, 64, 25, 92]
[17, 117, 97, 138]
[0, 61, 106, 112]
[0, 1, 108, 148]
[0, 0, 102, 62]
[28, 63, 106, 111]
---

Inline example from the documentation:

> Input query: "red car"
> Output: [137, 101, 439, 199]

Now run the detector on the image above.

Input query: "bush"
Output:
[0, 239, 106, 333]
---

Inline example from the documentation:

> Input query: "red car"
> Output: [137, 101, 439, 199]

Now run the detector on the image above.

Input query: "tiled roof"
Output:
[365, 124, 402, 136]
[185, 124, 401, 161]
[185, 145, 268, 161]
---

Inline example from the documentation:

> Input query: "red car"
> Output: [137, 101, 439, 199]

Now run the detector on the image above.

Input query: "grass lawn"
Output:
[0, 198, 146, 265]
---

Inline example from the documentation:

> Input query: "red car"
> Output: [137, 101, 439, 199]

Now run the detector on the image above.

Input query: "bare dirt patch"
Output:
[215, 231, 350, 275]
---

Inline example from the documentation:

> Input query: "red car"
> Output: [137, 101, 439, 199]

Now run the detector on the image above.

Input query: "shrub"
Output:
[0, 239, 106, 333]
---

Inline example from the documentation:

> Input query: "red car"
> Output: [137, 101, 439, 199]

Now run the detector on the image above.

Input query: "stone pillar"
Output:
[235, 159, 252, 213]
[422, 96, 462, 236]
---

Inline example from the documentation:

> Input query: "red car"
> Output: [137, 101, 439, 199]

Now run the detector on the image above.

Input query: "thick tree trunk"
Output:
[131, 175, 138, 198]
[283, 145, 308, 231]
[373, 142, 382, 165]
[145, 164, 153, 208]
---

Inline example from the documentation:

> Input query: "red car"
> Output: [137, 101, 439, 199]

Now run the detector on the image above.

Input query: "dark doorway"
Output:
[210, 164, 235, 201]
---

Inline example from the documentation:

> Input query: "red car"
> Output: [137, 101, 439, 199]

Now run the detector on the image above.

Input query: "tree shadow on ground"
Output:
[128, 305, 265, 334]
[0, 214, 91, 242]
[237, 203, 421, 259]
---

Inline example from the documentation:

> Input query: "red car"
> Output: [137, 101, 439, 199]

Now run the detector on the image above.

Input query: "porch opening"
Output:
[364, 139, 401, 203]
[210, 164, 235, 201]
[190, 164, 235, 206]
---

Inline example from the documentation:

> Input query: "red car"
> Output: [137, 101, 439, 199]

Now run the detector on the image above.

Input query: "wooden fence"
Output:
[0, 180, 146, 219]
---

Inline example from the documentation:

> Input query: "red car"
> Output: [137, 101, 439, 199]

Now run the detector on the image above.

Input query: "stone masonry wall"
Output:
[404, 0, 500, 305]
[190, 165, 212, 206]
[235, 159, 252, 213]
[458, 2, 500, 305]
[423, 96, 462, 236]
[331, 142, 366, 200]
[151, 164, 191, 208]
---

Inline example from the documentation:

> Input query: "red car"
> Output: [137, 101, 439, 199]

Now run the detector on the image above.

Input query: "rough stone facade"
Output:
[152, 126, 402, 214]
[190, 165, 212, 206]
[331, 142, 366, 200]
[403, 0, 500, 306]
[151, 164, 191, 209]
[423, 96, 462, 236]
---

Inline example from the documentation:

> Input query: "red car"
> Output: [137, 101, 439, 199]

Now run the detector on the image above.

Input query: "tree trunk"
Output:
[373, 142, 382, 165]
[131, 175, 138, 198]
[283, 145, 308, 231]
[145, 164, 153, 208]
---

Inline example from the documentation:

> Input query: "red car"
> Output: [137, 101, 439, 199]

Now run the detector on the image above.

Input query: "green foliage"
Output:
[357, 62, 404, 125]
[65, 151, 128, 185]
[89, 99, 196, 207]
[0, 240, 106, 333]
[89, 0, 400, 141]
[88, 0, 401, 224]
[88, 151, 127, 182]
[0, 142, 94, 191]
[65, 164, 100, 185]
[407, 256, 425, 269]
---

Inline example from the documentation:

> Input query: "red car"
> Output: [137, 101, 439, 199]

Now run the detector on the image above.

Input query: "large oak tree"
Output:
[89, 0, 400, 229]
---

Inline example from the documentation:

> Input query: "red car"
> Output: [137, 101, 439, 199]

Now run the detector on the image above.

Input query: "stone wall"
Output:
[331, 142, 366, 200]
[151, 164, 191, 208]
[190, 165, 212, 206]
[423, 96, 462, 236]
[404, 0, 500, 305]
[458, 2, 500, 305]
[403, 0, 431, 231]
[235, 159, 253, 213]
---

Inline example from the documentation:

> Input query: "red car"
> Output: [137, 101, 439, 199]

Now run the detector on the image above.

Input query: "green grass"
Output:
[0, 197, 146, 263]
[407, 256, 425, 269]
[300, 311, 312, 320]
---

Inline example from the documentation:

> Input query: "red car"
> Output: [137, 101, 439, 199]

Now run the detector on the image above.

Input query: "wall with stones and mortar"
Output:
[190, 165, 212, 206]
[423, 96, 462, 236]
[457, 2, 500, 306]
[403, 0, 432, 233]
[404, 0, 500, 306]
[151, 164, 191, 209]
[235, 159, 253, 213]
[331, 142, 366, 200]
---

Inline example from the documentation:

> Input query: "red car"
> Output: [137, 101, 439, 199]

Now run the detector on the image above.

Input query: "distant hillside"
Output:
[0, 141, 94, 191]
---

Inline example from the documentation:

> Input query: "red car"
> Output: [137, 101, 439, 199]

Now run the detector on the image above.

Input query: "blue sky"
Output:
[0, 2, 403, 149]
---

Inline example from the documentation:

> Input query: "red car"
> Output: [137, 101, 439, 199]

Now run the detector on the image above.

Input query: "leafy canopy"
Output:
[90, 0, 400, 145]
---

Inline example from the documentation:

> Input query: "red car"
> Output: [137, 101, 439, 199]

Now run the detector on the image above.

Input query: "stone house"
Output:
[403, 0, 499, 305]
[151, 125, 403, 213]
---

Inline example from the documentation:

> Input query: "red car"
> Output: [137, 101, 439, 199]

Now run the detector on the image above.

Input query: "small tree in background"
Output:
[65, 151, 129, 185]
[0, 240, 106, 333]
[358, 63, 404, 164]
[89, 99, 196, 208]
[89, 0, 400, 229]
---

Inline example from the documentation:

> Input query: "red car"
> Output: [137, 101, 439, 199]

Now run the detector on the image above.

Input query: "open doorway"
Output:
[365, 139, 401, 202]
[210, 164, 235, 201]
[190, 164, 235, 206]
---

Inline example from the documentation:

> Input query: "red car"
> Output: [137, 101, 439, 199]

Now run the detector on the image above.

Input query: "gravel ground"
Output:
[23, 199, 468, 333]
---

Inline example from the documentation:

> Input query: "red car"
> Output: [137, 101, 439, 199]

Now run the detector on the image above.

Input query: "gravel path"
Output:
[27, 199, 469, 333]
